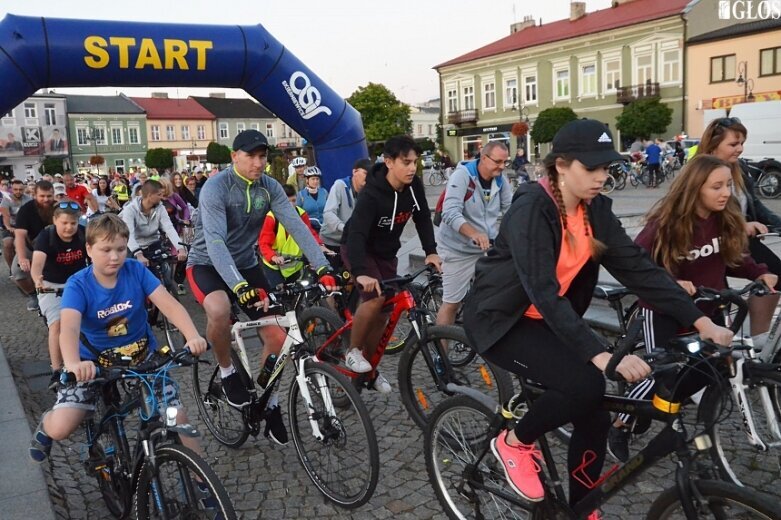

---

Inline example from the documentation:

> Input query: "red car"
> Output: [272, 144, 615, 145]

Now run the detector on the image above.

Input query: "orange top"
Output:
[525, 204, 591, 319]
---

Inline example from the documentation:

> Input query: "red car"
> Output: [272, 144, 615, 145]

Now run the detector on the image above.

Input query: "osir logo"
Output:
[282, 71, 332, 120]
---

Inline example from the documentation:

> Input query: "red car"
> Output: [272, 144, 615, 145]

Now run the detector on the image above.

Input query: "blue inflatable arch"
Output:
[0, 14, 367, 186]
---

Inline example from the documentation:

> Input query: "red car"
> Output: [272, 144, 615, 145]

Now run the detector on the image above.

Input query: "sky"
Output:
[1, 0, 614, 106]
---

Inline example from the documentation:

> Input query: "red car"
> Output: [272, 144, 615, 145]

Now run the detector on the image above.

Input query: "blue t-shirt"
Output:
[61, 259, 161, 361]
[645, 143, 662, 165]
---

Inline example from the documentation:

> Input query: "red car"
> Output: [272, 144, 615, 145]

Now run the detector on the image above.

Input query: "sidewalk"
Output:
[0, 342, 56, 520]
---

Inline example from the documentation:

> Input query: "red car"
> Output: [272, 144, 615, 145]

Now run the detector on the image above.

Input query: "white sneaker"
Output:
[345, 348, 372, 373]
[371, 372, 392, 394]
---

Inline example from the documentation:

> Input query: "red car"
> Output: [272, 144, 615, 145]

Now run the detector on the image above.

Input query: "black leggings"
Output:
[482, 318, 609, 505]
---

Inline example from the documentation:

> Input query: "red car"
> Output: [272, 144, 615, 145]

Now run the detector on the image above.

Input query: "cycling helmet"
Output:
[303, 166, 322, 178]
[291, 157, 307, 168]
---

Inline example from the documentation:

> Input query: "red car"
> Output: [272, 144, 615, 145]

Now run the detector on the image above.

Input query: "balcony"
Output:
[447, 109, 479, 126]
[616, 82, 660, 104]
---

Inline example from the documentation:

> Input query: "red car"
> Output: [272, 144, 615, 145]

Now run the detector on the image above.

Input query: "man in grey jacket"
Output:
[436, 141, 513, 327]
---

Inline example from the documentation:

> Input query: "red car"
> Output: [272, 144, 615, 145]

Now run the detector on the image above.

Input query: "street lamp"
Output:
[511, 95, 531, 154]
[736, 61, 756, 103]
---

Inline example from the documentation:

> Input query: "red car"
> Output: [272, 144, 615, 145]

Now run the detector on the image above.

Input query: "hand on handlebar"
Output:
[135, 252, 149, 266]
[424, 253, 443, 273]
[184, 335, 208, 356]
[677, 279, 696, 296]
[693, 316, 734, 347]
[592, 352, 651, 383]
[233, 282, 269, 312]
[746, 221, 768, 237]
[756, 273, 778, 292]
[356, 275, 381, 297]
[471, 233, 491, 251]
[64, 360, 97, 382]
[176, 248, 187, 262]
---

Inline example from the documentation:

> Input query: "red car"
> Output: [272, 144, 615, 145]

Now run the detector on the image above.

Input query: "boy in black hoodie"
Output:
[341, 135, 441, 393]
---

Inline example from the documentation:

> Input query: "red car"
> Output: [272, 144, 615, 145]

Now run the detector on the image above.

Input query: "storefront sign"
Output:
[712, 90, 781, 109]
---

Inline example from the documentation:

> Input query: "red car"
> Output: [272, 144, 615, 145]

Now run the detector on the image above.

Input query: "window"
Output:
[165, 125, 175, 141]
[463, 85, 474, 110]
[181, 125, 191, 140]
[115, 159, 125, 174]
[447, 88, 458, 113]
[219, 122, 229, 139]
[580, 64, 596, 97]
[555, 69, 570, 99]
[483, 82, 496, 110]
[92, 126, 106, 145]
[604, 58, 621, 91]
[250, 123, 260, 131]
[3, 110, 13, 119]
[417, 124, 423, 135]
[77, 127, 90, 146]
[151, 125, 160, 141]
[236, 122, 246, 133]
[128, 127, 140, 144]
[44, 104, 56, 126]
[111, 127, 123, 145]
[281, 123, 287, 138]
[265, 123, 274, 138]
[428, 124, 434, 135]
[710, 54, 736, 83]
[636, 54, 653, 85]
[760, 47, 781, 76]
[24, 103, 37, 119]
[197, 125, 206, 140]
[661, 49, 680, 84]
[505, 78, 518, 107]
[523, 74, 537, 103]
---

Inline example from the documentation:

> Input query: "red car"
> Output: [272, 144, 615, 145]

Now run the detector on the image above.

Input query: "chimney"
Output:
[209, 92, 226, 98]
[510, 15, 536, 34]
[151, 92, 169, 99]
[612, 0, 636, 5]
[570, 1, 586, 21]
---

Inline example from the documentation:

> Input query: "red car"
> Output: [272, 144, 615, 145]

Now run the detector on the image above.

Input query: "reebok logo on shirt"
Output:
[97, 300, 133, 319]
[597, 132, 612, 144]
[686, 238, 720, 261]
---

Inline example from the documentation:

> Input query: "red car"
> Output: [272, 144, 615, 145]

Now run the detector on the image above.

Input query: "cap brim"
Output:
[237, 143, 268, 153]
[575, 149, 626, 168]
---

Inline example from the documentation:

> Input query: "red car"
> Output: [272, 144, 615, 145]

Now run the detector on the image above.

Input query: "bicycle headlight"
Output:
[165, 406, 178, 427]
[686, 340, 702, 354]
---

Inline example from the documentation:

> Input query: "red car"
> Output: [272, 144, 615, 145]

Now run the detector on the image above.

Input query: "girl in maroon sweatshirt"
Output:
[608, 154, 777, 462]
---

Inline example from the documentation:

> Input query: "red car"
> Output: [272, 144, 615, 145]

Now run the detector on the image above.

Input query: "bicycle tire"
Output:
[398, 325, 514, 429]
[757, 171, 781, 199]
[191, 349, 250, 448]
[161, 316, 185, 353]
[288, 360, 379, 508]
[630, 172, 640, 187]
[91, 426, 132, 517]
[601, 173, 616, 194]
[646, 479, 781, 519]
[425, 395, 527, 520]
[135, 443, 237, 520]
[615, 171, 627, 191]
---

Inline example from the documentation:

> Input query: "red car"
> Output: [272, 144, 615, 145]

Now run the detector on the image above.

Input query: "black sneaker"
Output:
[264, 405, 289, 445]
[607, 426, 630, 463]
[221, 372, 251, 408]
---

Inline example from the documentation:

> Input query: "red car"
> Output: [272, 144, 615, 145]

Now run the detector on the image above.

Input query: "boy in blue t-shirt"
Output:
[29, 213, 208, 462]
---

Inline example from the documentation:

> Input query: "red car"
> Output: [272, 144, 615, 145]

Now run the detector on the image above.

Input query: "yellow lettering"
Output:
[83, 36, 109, 69]
[134, 38, 163, 70]
[188, 40, 213, 70]
[163, 39, 189, 70]
[109, 37, 136, 69]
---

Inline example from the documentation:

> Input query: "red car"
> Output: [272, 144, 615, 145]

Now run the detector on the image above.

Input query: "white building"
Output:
[410, 105, 439, 142]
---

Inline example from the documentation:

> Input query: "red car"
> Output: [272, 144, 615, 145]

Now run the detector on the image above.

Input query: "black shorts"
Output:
[186, 264, 272, 319]
[340, 246, 397, 302]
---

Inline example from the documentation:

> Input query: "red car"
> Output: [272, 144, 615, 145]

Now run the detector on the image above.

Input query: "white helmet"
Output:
[303, 166, 322, 178]
[291, 157, 307, 168]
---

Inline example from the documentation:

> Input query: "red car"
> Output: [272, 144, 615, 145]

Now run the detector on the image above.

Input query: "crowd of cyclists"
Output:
[1, 117, 780, 517]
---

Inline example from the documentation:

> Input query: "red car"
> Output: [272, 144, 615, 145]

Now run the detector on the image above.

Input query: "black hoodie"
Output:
[344, 163, 437, 277]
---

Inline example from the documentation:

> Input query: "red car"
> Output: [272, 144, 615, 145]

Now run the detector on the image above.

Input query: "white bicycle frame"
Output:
[229, 308, 335, 441]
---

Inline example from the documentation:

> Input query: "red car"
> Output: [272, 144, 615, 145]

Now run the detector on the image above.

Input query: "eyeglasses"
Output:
[57, 201, 80, 211]
[483, 155, 512, 168]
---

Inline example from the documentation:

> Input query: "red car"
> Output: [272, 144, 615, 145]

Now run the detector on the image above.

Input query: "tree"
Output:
[145, 148, 174, 171]
[530, 107, 578, 144]
[39, 157, 65, 175]
[415, 137, 436, 153]
[615, 98, 673, 140]
[346, 83, 412, 141]
[206, 141, 232, 167]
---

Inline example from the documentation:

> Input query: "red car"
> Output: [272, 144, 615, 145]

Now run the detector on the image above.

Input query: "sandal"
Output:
[29, 413, 53, 463]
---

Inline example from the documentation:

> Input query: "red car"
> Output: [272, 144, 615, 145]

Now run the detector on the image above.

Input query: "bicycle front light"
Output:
[165, 406, 178, 427]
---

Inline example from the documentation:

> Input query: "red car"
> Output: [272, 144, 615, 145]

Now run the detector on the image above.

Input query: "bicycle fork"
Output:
[735, 356, 781, 447]
[294, 356, 330, 441]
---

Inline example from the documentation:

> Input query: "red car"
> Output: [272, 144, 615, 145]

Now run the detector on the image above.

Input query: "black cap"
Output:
[548, 119, 624, 168]
[353, 158, 372, 172]
[232, 130, 269, 153]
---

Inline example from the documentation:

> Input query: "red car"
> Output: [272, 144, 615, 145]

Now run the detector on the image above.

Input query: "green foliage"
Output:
[145, 148, 174, 170]
[206, 142, 232, 166]
[615, 99, 673, 140]
[530, 107, 578, 144]
[347, 83, 412, 141]
[415, 137, 436, 153]
[269, 155, 288, 184]
[39, 157, 65, 175]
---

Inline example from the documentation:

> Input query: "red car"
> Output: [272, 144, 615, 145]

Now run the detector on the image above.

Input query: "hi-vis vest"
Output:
[112, 183, 129, 202]
[261, 206, 307, 278]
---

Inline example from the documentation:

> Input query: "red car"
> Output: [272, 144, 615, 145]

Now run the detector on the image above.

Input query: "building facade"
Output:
[0, 93, 69, 180]
[66, 94, 148, 176]
[435, 0, 689, 161]
[410, 106, 439, 143]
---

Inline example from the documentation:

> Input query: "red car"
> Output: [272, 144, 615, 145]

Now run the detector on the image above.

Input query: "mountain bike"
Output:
[142, 242, 185, 353]
[297, 265, 513, 429]
[190, 278, 379, 508]
[424, 318, 781, 519]
[61, 347, 236, 519]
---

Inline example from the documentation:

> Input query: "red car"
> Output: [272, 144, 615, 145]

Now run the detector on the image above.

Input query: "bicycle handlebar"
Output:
[694, 281, 769, 333]
[36, 287, 64, 296]
[380, 264, 437, 290]
[59, 347, 202, 386]
[605, 315, 644, 382]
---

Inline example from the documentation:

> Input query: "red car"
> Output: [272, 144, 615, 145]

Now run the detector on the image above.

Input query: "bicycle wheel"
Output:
[757, 171, 781, 199]
[161, 316, 185, 352]
[630, 171, 640, 187]
[615, 171, 627, 190]
[288, 360, 379, 508]
[601, 173, 616, 194]
[191, 349, 250, 448]
[89, 428, 132, 517]
[647, 479, 781, 519]
[426, 395, 528, 520]
[135, 444, 237, 520]
[398, 325, 514, 429]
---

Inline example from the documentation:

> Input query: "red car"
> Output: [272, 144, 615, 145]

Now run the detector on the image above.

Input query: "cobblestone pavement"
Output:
[4, 188, 781, 519]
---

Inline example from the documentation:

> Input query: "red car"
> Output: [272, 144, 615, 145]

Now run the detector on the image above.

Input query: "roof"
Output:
[190, 96, 275, 119]
[130, 97, 215, 120]
[435, 0, 690, 69]
[65, 94, 145, 114]
[688, 18, 781, 44]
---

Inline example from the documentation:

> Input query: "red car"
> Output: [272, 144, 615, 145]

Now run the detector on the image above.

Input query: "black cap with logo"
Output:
[232, 129, 269, 153]
[548, 119, 624, 168]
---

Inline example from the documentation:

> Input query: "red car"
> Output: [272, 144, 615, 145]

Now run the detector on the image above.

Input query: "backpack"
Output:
[432, 166, 503, 227]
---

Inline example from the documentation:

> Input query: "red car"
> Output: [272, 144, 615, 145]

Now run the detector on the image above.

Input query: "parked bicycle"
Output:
[744, 158, 781, 199]
[428, 162, 450, 186]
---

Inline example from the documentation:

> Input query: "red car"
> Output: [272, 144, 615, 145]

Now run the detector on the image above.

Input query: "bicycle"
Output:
[297, 265, 513, 429]
[190, 278, 379, 508]
[142, 242, 185, 353]
[60, 347, 236, 519]
[428, 162, 449, 186]
[424, 316, 781, 519]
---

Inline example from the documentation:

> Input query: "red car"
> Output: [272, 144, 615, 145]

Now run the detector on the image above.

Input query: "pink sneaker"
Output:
[490, 429, 544, 502]
[586, 511, 603, 520]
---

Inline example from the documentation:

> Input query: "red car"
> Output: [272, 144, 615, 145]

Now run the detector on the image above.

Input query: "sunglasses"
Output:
[715, 117, 741, 127]
[57, 201, 80, 211]
[483, 155, 512, 168]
